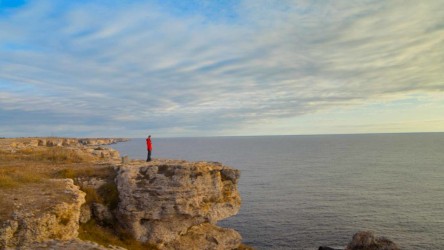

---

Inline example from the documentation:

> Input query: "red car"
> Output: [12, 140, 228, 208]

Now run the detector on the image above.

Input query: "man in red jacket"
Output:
[146, 135, 152, 162]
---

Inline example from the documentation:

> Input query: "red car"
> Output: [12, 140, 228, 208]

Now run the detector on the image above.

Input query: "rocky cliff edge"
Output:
[0, 138, 244, 250]
[116, 160, 242, 249]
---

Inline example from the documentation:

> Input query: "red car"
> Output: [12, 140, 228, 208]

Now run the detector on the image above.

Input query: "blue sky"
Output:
[0, 0, 443, 137]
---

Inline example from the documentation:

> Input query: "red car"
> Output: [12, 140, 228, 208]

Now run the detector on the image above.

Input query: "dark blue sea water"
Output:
[111, 133, 444, 250]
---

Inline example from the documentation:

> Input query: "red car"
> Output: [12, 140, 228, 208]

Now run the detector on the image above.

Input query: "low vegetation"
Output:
[0, 146, 105, 189]
[0, 147, 92, 164]
[0, 166, 47, 188]
[79, 219, 157, 250]
[0, 143, 152, 249]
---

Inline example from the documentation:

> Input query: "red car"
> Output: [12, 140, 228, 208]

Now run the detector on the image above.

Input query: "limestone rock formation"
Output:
[116, 159, 242, 248]
[165, 223, 242, 250]
[92, 203, 114, 226]
[0, 179, 85, 248]
[1, 138, 245, 249]
[79, 205, 92, 224]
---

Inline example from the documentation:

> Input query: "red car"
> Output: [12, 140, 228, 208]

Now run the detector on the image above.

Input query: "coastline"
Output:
[0, 137, 401, 250]
[0, 137, 248, 249]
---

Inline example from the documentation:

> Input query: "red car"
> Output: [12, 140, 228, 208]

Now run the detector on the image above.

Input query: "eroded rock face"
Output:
[0, 179, 85, 248]
[165, 223, 242, 250]
[116, 160, 241, 247]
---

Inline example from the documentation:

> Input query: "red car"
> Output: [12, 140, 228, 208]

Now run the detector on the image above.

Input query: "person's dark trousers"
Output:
[147, 150, 152, 162]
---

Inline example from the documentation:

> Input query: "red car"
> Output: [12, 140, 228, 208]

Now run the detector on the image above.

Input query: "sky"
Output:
[0, 0, 443, 137]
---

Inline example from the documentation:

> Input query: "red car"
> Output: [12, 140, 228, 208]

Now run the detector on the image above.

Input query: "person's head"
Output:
[148, 135, 151, 138]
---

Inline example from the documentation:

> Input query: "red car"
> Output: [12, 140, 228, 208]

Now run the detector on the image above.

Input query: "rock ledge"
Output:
[116, 159, 242, 249]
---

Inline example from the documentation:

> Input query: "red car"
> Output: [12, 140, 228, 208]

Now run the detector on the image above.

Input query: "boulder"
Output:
[346, 231, 399, 250]
[165, 223, 242, 250]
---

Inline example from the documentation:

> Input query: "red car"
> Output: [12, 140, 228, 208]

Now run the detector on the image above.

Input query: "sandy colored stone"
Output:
[164, 223, 242, 250]
[92, 203, 114, 225]
[79, 205, 92, 224]
[116, 159, 241, 246]
[0, 179, 86, 248]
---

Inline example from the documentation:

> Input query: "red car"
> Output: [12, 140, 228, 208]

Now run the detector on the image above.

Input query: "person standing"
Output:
[146, 135, 152, 162]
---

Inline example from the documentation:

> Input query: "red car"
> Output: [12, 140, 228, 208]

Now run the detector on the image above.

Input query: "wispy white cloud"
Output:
[0, 0, 443, 137]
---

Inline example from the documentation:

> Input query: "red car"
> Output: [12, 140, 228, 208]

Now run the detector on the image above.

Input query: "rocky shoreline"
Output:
[0, 137, 246, 250]
[0, 137, 399, 250]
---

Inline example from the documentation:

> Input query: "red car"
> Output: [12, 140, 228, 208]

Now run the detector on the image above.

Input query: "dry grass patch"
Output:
[54, 165, 115, 179]
[17, 147, 93, 164]
[0, 166, 47, 188]
[0, 142, 148, 249]
[0, 147, 95, 166]
[82, 186, 102, 204]
[79, 219, 158, 250]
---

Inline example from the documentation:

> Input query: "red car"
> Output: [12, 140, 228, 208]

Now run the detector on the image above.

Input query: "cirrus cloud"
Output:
[0, 0, 443, 137]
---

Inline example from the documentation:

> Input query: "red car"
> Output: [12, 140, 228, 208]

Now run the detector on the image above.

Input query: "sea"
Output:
[110, 133, 444, 250]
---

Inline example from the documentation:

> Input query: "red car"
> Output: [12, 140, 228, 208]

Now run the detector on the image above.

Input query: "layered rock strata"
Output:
[116, 160, 242, 249]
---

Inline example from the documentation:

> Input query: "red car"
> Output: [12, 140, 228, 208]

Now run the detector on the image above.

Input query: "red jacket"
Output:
[146, 138, 152, 151]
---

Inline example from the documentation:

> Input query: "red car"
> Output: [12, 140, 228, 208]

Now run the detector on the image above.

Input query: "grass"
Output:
[80, 181, 119, 209]
[0, 166, 47, 188]
[0, 141, 249, 250]
[82, 187, 102, 204]
[79, 219, 158, 250]
[0, 147, 93, 165]
[0, 142, 157, 250]
[0, 147, 109, 189]
[53, 165, 114, 180]
[21, 147, 92, 163]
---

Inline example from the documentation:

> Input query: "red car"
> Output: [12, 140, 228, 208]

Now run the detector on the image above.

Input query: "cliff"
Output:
[116, 160, 242, 249]
[0, 137, 402, 249]
[0, 138, 244, 250]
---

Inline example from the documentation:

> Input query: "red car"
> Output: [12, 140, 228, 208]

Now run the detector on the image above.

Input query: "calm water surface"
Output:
[111, 133, 444, 250]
